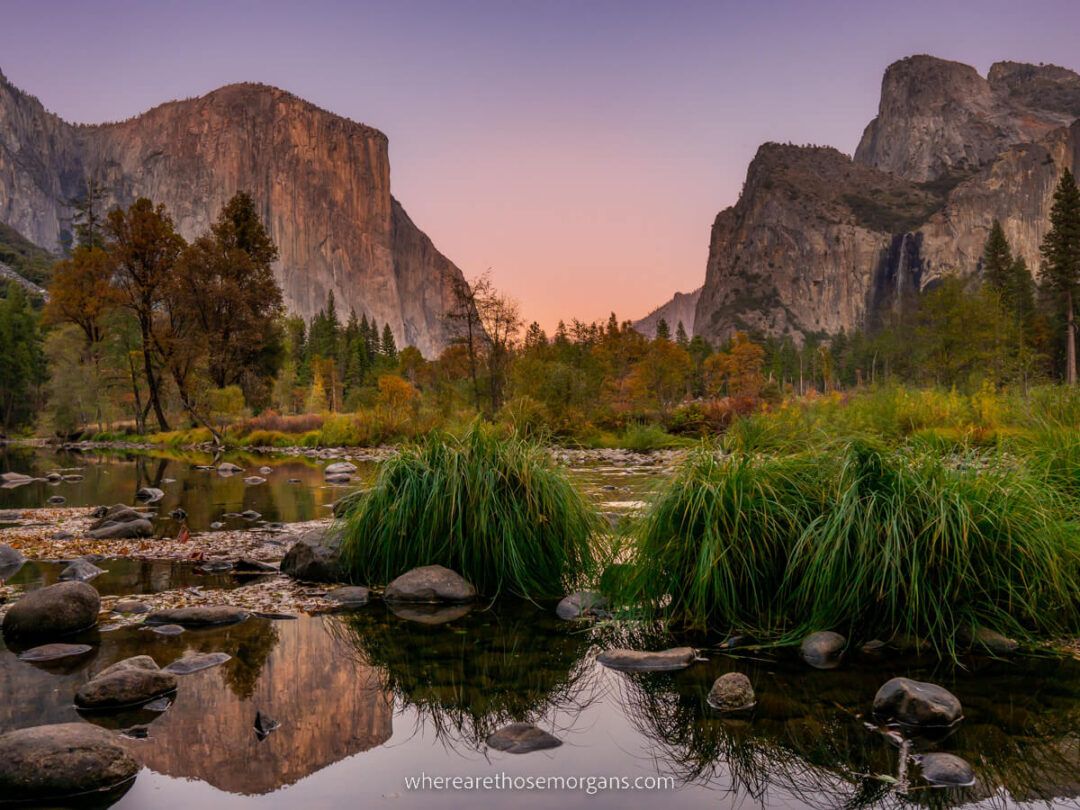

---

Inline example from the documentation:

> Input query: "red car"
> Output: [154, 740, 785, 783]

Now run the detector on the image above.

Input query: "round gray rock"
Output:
[326, 586, 370, 607]
[918, 752, 975, 787]
[799, 631, 846, 669]
[75, 656, 177, 710]
[135, 487, 164, 503]
[384, 565, 477, 603]
[2, 581, 100, 641]
[707, 672, 756, 711]
[0, 722, 138, 804]
[873, 677, 963, 727]
[487, 723, 562, 754]
[597, 647, 696, 672]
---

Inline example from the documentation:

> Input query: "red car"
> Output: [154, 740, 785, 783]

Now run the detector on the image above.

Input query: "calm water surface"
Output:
[1, 448, 1079, 809]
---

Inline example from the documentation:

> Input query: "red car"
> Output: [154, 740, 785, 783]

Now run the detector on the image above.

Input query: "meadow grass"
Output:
[338, 423, 603, 598]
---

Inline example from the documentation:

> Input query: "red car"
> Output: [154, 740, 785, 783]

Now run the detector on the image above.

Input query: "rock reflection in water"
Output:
[120, 615, 392, 794]
[612, 648, 1080, 808]
[335, 600, 597, 751]
[0, 614, 393, 797]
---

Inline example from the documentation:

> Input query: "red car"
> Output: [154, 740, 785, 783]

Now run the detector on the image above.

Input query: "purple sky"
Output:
[3, 0, 1080, 329]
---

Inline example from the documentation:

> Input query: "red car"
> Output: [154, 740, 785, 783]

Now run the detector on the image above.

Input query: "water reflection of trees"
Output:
[333, 601, 600, 751]
[612, 651, 1080, 809]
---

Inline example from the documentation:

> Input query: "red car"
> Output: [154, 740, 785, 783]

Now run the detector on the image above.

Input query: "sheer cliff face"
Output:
[695, 56, 1080, 346]
[0, 71, 465, 356]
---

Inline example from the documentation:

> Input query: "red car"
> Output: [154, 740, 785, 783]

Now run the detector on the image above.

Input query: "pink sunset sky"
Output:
[3, 0, 1080, 331]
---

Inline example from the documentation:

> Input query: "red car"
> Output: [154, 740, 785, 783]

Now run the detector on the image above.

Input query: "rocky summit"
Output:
[0, 72, 468, 356]
[689, 55, 1080, 347]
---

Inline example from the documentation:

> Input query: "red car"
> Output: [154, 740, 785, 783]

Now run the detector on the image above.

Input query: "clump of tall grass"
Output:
[338, 423, 603, 598]
[621, 448, 827, 631]
[789, 442, 1080, 654]
[1024, 428, 1080, 504]
[620, 441, 1080, 656]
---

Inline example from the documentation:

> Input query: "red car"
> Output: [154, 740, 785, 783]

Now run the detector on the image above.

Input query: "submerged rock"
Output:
[2, 581, 100, 641]
[243, 476, 266, 486]
[75, 656, 178, 710]
[143, 606, 249, 627]
[325, 473, 352, 484]
[163, 652, 231, 675]
[873, 677, 963, 727]
[60, 557, 106, 582]
[0, 542, 25, 575]
[384, 565, 477, 603]
[707, 672, 756, 711]
[487, 723, 562, 754]
[280, 527, 343, 583]
[150, 624, 185, 636]
[970, 626, 1019, 654]
[217, 462, 243, 475]
[113, 599, 151, 614]
[0, 723, 139, 804]
[597, 647, 696, 672]
[917, 752, 975, 787]
[234, 557, 278, 574]
[799, 631, 846, 669]
[47, 495, 67, 505]
[135, 487, 164, 503]
[169, 507, 187, 520]
[18, 643, 94, 662]
[388, 602, 473, 625]
[556, 591, 609, 620]
[325, 586, 370, 607]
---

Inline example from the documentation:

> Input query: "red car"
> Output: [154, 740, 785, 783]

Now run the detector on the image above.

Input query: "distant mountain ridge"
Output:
[632, 287, 700, 338]
[0, 70, 467, 356]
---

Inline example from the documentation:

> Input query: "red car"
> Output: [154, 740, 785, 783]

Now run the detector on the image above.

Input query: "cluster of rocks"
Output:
[0, 576, 250, 804]
[88, 504, 154, 540]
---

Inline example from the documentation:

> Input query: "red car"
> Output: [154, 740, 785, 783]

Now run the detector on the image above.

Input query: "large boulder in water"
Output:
[280, 527, 344, 583]
[384, 565, 477, 603]
[75, 656, 177, 710]
[0, 723, 138, 804]
[873, 677, 963, 727]
[2, 581, 100, 641]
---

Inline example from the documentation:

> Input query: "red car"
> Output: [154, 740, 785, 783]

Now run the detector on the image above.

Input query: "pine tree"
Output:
[982, 220, 1013, 291]
[655, 317, 671, 342]
[1040, 168, 1080, 384]
[0, 284, 46, 432]
[69, 176, 109, 251]
[381, 323, 398, 362]
[675, 320, 689, 347]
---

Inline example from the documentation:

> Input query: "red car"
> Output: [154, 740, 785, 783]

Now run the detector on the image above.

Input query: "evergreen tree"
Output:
[381, 323, 398, 362]
[675, 320, 689, 347]
[69, 176, 109, 251]
[982, 220, 1013, 291]
[1040, 168, 1080, 384]
[655, 317, 671, 342]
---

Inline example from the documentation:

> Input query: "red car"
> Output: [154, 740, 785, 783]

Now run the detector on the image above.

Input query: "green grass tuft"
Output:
[338, 423, 603, 598]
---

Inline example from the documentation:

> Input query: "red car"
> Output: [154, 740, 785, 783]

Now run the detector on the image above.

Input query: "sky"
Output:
[3, 0, 1080, 330]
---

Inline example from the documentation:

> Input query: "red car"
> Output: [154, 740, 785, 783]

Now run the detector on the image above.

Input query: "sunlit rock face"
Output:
[694, 56, 1080, 347]
[0, 70, 466, 356]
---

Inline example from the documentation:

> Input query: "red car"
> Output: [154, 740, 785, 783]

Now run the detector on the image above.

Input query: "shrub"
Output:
[339, 423, 603, 597]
